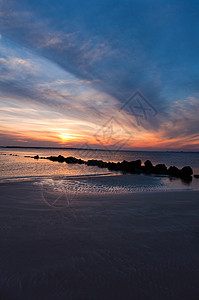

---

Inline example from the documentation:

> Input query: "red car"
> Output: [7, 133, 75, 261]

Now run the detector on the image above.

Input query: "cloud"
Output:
[0, 57, 39, 78]
[1, 0, 199, 149]
[0, 0, 166, 109]
[160, 97, 199, 139]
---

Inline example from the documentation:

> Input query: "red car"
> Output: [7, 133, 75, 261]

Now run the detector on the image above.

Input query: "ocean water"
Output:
[0, 147, 199, 180]
[0, 147, 199, 193]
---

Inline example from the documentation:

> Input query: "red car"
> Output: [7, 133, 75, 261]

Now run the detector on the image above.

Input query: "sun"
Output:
[59, 133, 74, 143]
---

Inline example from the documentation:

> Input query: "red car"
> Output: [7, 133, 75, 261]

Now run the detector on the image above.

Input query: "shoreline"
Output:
[0, 172, 199, 195]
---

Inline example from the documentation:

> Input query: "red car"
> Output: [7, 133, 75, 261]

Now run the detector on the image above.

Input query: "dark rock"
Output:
[47, 156, 58, 161]
[57, 155, 65, 162]
[65, 156, 78, 164]
[194, 174, 199, 178]
[107, 162, 117, 171]
[168, 166, 181, 177]
[120, 160, 142, 173]
[77, 159, 85, 164]
[120, 160, 129, 171]
[98, 161, 107, 168]
[115, 162, 122, 171]
[86, 159, 99, 166]
[180, 166, 193, 177]
[143, 160, 154, 174]
[134, 160, 142, 168]
[153, 164, 167, 174]
[144, 160, 153, 169]
[86, 159, 108, 168]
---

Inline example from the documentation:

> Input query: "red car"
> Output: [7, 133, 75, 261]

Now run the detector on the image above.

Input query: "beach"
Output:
[1, 0, 199, 298]
[1, 175, 199, 299]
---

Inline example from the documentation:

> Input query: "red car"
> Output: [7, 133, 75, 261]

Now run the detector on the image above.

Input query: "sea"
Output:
[0, 147, 199, 179]
[0, 147, 199, 192]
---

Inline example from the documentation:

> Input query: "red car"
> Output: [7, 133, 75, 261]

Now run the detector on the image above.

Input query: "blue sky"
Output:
[0, 0, 199, 150]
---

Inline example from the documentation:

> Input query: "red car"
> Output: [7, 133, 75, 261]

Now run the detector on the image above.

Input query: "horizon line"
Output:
[0, 146, 199, 153]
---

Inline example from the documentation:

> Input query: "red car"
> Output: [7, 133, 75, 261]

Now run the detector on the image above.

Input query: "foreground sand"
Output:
[0, 179, 199, 299]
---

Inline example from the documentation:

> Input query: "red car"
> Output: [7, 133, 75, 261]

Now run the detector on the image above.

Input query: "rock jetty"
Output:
[31, 155, 194, 180]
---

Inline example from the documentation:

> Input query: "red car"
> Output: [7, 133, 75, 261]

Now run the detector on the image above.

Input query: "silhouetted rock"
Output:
[180, 166, 193, 177]
[119, 160, 142, 173]
[143, 160, 154, 174]
[168, 166, 181, 177]
[107, 162, 117, 170]
[47, 156, 58, 161]
[57, 155, 65, 162]
[34, 155, 39, 159]
[153, 164, 167, 174]
[144, 160, 153, 169]
[115, 162, 122, 171]
[194, 174, 199, 178]
[135, 160, 142, 168]
[65, 156, 78, 164]
[77, 159, 85, 164]
[120, 160, 129, 171]
[97, 160, 107, 168]
[86, 159, 102, 166]
[168, 165, 193, 180]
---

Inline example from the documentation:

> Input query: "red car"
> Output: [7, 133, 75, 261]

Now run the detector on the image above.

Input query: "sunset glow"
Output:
[0, 0, 199, 151]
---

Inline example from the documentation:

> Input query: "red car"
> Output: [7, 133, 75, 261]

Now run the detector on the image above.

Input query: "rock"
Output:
[65, 156, 78, 164]
[120, 160, 142, 173]
[134, 160, 142, 168]
[57, 155, 65, 162]
[86, 160, 96, 166]
[180, 166, 193, 177]
[144, 160, 154, 174]
[107, 162, 117, 170]
[48, 156, 57, 161]
[194, 174, 199, 178]
[144, 160, 153, 169]
[153, 164, 167, 174]
[77, 159, 85, 164]
[98, 161, 107, 168]
[168, 166, 181, 177]
[120, 160, 129, 171]
[115, 162, 122, 171]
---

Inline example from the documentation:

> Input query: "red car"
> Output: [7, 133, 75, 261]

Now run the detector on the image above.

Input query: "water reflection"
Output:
[168, 176, 192, 185]
[161, 175, 199, 190]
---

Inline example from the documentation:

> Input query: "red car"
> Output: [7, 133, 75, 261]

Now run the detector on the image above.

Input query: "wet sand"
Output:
[0, 178, 199, 299]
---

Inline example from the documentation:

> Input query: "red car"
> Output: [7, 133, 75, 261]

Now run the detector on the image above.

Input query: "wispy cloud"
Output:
[0, 0, 199, 149]
[0, 0, 165, 107]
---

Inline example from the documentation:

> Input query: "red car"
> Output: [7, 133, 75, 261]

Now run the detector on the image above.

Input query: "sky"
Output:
[0, 0, 199, 151]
